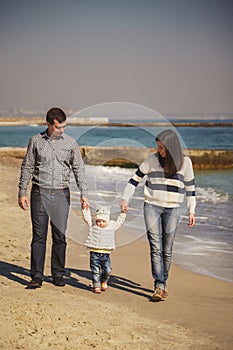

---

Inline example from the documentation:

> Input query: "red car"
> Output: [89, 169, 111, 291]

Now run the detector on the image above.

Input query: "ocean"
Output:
[0, 123, 233, 283]
[0, 124, 233, 149]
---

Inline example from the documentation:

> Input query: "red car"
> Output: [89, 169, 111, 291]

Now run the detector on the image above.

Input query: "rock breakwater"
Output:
[1, 147, 233, 169]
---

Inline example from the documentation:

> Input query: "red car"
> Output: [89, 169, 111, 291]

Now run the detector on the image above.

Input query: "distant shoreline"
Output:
[0, 117, 232, 127]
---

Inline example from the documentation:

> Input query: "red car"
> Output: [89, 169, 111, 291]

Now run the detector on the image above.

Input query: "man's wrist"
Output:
[18, 191, 26, 198]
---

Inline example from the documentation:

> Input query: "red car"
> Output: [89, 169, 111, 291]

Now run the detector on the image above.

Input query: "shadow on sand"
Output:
[0, 261, 153, 300]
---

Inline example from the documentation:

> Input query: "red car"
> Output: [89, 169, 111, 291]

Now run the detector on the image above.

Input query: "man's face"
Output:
[47, 119, 66, 138]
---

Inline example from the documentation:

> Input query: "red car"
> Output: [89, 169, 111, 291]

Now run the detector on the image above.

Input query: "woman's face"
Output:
[157, 141, 167, 158]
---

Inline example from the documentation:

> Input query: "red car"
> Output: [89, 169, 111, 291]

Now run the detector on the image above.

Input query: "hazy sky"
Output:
[1, 0, 233, 115]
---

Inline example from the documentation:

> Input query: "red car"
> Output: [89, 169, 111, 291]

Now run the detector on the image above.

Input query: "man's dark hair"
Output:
[46, 107, 66, 125]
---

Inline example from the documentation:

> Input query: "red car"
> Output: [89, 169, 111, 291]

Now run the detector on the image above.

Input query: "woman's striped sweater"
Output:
[122, 153, 196, 214]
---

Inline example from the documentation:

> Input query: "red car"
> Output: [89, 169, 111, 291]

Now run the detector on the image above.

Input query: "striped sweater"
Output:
[122, 153, 196, 213]
[82, 209, 126, 251]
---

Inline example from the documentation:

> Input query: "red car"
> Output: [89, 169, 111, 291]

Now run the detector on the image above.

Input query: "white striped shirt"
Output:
[122, 153, 196, 213]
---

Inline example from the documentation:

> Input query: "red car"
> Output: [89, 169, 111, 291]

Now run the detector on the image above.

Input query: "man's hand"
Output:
[18, 196, 30, 211]
[188, 213, 195, 227]
[81, 196, 89, 210]
[120, 199, 129, 213]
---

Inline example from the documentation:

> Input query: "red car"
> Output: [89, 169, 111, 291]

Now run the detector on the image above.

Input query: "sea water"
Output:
[0, 124, 232, 283]
[0, 124, 233, 149]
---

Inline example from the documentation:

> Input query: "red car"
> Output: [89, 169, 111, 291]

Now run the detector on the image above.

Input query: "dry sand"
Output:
[0, 155, 233, 350]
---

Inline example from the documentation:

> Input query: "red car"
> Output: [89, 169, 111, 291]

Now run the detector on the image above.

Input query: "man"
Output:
[18, 107, 89, 288]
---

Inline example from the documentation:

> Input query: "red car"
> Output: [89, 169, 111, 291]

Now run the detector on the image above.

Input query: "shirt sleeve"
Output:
[184, 157, 196, 214]
[18, 137, 36, 197]
[71, 143, 88, 198]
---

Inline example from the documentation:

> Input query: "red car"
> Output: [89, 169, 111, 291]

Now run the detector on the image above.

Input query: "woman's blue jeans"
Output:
[144, 202, 181, 290]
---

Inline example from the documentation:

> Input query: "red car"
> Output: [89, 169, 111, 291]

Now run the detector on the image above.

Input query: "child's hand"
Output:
[120, 199, 128, 213]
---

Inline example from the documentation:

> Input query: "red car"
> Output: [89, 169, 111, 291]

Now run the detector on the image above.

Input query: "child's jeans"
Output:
[90, 251, 112, 288]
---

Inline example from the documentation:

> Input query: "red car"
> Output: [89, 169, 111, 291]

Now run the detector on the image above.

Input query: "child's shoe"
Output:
[101, 282, 108, 291]
[93, 287, 101, 293]
[151, 286, 166, 301]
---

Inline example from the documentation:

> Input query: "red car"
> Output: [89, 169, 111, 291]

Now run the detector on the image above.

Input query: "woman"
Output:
[120, 129, 196, 301]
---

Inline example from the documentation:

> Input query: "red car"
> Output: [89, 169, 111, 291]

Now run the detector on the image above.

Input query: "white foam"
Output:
[195, 216, 208, 220]
[196, 186, 229, 204]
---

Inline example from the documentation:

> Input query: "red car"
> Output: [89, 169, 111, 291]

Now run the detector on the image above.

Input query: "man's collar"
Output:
[42, 129, 64, 140]
[41, 130, 49, 139]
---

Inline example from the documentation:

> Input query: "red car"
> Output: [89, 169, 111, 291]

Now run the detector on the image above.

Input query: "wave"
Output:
[85, 165, 230, 204]
[196, 187, 229, 203]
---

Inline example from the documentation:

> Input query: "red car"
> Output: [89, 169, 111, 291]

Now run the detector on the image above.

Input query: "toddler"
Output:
[82, 205, 126, 293]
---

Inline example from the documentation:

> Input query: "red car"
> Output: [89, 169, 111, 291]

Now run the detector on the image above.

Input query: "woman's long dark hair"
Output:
[156, 129, 184, 177]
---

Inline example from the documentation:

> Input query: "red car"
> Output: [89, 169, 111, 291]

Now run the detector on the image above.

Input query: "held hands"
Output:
[18, 196, 30, 211]
[120, 199, 129, 213]
[81, 196, 89, 210]
[188, 213, 195, 227]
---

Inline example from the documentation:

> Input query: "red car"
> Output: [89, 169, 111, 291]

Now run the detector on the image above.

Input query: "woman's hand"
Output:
[120, 199, 129, 213]
[188, 213, 195, 227]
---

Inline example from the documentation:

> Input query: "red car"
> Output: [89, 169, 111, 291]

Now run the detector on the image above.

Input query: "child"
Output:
[82, 205, 126, 293]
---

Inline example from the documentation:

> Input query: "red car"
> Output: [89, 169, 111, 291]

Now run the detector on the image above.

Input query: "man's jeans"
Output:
[30, 185, 70, 280]
[90, 251, 112, 288]
[144, 202, 181, 290]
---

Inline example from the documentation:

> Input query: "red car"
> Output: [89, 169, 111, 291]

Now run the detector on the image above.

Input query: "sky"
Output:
[0, 0, 233, 115]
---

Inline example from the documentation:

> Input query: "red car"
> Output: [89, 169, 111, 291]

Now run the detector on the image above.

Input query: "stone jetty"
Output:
[0, 147, 233, 169]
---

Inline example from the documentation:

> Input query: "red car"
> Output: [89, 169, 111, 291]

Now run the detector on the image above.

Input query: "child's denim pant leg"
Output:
[90, 252, 112, 288]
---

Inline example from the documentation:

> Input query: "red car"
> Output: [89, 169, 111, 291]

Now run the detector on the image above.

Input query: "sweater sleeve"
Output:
[184, 157, 196, 214]
[112, 213, 127, 230]
[82, 208, 93, 227]
[122, 156, 151, 202]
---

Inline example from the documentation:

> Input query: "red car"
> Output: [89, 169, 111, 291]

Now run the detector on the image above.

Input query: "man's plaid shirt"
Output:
[18, 130, 88, 197]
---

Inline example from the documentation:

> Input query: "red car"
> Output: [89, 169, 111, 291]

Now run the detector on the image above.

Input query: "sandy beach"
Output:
[0, 154, 233, 350]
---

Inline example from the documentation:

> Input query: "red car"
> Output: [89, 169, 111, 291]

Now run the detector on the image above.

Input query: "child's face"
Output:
[96, 219, 108, 228]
